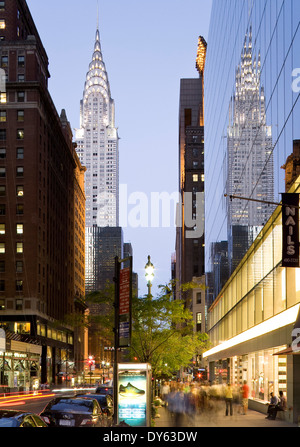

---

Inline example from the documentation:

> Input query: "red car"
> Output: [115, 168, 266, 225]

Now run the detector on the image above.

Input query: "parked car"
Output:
[80, 394, 114, 426]
[95, 385, 113, 396]
[40, 396, 105, 427]
[0, 410, 48, 427]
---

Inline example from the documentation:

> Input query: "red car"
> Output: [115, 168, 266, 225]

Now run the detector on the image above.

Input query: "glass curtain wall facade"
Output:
[205, 0, 300, 306]
[203, 176, 300, 414]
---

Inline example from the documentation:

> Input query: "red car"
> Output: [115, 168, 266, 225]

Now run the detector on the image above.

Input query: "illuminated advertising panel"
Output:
[117, 363, 151, 427]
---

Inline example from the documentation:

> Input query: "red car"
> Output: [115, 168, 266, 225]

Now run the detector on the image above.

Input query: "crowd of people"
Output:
[159, 380, 286, 426]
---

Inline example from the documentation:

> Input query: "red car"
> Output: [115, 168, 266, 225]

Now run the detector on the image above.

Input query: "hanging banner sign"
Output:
[282, 193, 299, 267]
[118, 262, 132, 348]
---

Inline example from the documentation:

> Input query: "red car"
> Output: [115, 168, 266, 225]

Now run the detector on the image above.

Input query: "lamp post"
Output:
[145, 255, 154, 298]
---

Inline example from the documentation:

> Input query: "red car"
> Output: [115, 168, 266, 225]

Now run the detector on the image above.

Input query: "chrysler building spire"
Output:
[75, 23, 119, 229]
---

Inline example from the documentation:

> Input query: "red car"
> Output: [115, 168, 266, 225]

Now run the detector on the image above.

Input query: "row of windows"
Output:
[0, 280, 24, 293]
[0, 204, 24, 215]
[0, 147, 24, 159]
[0, 260, 23, 273]
[1, 55, 25, 68]
[0, 110, 25, 121]
[0, 242, 23, 253]
[0, 223, 23, 234]
[0, 185, 24, 196]
[0, 129, 25, 140]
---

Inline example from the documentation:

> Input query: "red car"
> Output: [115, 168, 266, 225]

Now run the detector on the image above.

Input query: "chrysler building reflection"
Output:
[226, 27, 274, 274]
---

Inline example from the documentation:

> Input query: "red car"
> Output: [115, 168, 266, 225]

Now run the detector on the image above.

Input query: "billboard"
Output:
[117, 363, 151, 427]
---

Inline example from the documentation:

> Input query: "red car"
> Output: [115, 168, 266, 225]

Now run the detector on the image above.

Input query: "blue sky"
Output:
[27, 0, 212, 296]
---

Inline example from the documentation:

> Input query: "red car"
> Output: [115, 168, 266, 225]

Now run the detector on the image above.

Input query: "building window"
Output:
[0, 204, 5, 215]
[17, 110, 24, 121]
[193, 174, 199, 182]
[16, 147, 24, 159]
[16, 299, 23, 310]
[16, 242, 23, 253]
[0, 260, 4, 272]
[0, 148, 6, 158]
[0, 20, 5, 29]
[16, 261, 23, 273]
[196, 292, 202, 304]
[0, 167, 5, 177]
[16, 280, 23, 292]
[18, 74, 25, 82]
[17, 129, 24, 139]
[17, 92, 25, 102]
[0, 56, 7, 68]
[0, 299, 4, 310]
[0, 110, 6, 122]
[0, 2, 5, 12]
[0, 280, 4, 292]
[16, 223, 23, 234]
[0, 242, 5, 253]
[0, 186, 5, 197]
[0, 129, 6, 141]
[16, 166, 23, 177]
[16, 204, 23, 215]
[16, 185, 24, 197]
[17, 56, 25, 67]
[0, 93, 6, 104]
[0, 223, 5, 234]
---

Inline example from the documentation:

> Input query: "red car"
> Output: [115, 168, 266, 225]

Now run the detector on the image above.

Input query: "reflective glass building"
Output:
[205, 0, 300, 305]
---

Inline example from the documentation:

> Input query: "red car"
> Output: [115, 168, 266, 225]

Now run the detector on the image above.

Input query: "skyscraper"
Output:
[226, 27, 274, 273]
[75, 23, 121, 294]
[75, 27, 119, 228]
[204, 0, 300, 304]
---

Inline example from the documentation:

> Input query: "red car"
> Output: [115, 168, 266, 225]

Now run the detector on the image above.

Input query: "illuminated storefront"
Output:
[203, 176, 300, 423]
[0, 336, 42, 390]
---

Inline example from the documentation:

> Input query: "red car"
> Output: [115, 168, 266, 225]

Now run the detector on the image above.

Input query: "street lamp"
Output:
[145, 255, 154, 297]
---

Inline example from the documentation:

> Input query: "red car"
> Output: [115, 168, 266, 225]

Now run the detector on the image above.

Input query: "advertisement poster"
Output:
[118, 370, 147, 426]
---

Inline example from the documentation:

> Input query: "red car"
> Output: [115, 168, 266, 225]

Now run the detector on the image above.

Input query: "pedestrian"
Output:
[172, 386, 185, 427]
[265, 392, 278, 419]
[224, 383, 233, 416]
[241, 380, 249, 415]
[268, 391, 287, 420]
[161, 381, 170, 405]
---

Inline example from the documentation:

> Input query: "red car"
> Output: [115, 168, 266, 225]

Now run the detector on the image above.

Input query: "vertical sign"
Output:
[282, 193, 299, 267]
[118, 259, 132, 348]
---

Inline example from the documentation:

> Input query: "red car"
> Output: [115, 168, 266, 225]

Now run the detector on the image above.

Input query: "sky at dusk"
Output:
[26, 0, 212, 297]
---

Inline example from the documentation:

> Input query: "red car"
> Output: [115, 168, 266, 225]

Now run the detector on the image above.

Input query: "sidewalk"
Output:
[154, 404, 298, 428]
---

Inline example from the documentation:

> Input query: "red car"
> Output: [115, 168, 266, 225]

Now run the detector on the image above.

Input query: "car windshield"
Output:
[46, 399, 93, 414]
[0, 418, 17, 427]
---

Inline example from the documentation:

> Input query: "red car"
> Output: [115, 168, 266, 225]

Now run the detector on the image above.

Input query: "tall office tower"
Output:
[75, 24, 121, 297]
[75, 27, 119, 228]
[205, 0, 300, 305]
[175, 37, 206, 329]
[226, 28, 274, 274]
[0, 0, 86, 386]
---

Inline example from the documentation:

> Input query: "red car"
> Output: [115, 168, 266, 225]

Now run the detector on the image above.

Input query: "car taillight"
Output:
[80, 418, 94, 426]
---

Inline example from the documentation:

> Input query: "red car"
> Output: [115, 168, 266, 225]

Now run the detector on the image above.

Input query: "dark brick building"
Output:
[0, 0, 85, 386]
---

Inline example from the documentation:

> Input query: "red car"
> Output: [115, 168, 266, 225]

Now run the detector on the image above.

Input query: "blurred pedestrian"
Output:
[241, 380, 249, 415]
[224, 383, 233, 416]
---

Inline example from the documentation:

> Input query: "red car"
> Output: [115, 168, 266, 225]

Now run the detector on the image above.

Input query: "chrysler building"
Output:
[75, 26, 119, 228]
[226, 27, 274, 273]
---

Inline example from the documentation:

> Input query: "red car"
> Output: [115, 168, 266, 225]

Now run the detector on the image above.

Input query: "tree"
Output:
[129, 283, 210, 378]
